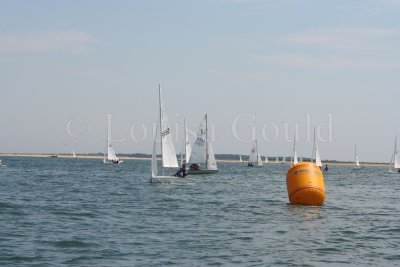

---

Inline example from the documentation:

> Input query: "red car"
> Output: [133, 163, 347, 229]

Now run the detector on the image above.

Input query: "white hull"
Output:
[103, 160, 123, 165]
[151, 176, 188, 185]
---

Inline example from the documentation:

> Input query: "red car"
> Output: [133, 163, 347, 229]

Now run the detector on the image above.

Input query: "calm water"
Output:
[0, 157, 399, 266]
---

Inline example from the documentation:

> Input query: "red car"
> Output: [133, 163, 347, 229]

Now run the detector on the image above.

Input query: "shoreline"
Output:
[0, 153, 389, 167]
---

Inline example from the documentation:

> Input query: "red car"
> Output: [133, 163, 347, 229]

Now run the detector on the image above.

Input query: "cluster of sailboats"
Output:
[150, 86, 218, 184]
[2, 86, 399, 179]
[70, 84, 400, 180]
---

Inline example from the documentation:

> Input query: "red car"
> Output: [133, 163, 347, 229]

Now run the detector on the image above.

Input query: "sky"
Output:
[0, 0, 399, 162]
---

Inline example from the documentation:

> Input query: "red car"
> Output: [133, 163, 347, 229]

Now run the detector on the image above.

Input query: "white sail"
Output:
[393, 137, 400, 169]
[189, 115, 207, 164]
[151, 124, 159, 178]
[159, 87, 179, 168]
[249, 142, 258, 163]
[264, 155, 268, 163]
[239, 154, 243, 163]
[275, 157, 279, 163]
[315, 146, 322, 167]
[354, 145, 360, 167]
[394, 154, 400, 169]
[207, 142, 218, 170]
[72, 150, 77, 159]
[281, 156, 286, 163]
[257, 152, 263, 166]
[293, 151, 298, 165]
[292, 135, 298, 165]
[107, 145, 118, 161]
[185, 120, 192, 163]
[312, 127, 322, 167]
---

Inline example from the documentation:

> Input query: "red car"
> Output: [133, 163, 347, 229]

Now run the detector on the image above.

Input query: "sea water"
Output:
[0, 157, 399, 266]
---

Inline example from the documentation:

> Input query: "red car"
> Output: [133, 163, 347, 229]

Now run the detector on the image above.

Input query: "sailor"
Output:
[175, 163, 187, 178]
[324, 164, 329, 172]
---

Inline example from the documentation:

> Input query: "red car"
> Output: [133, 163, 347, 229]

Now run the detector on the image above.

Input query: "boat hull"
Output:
[187, 169, 219, 175]
[151, 176, 188, 184]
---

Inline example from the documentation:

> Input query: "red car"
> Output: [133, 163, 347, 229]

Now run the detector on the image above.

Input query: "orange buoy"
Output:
[286, 162, 325, 206]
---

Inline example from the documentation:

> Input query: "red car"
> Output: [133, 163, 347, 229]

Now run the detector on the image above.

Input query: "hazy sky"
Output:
[0, 0, 399, 162]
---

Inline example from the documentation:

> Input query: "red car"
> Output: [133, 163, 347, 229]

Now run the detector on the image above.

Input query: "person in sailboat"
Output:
[112, 159, 120, 164]
[248, 162, 253, 167]
[324, 164, 329, 172]
[175, 163, 188, 178]
[190, 163, 200, 171]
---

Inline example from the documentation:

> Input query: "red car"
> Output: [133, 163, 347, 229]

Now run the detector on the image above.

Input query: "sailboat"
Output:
[353, 145, 362, 169]
[188, 114, 219, 175]
[103, 118, 123, 165]
[292, 135, 299, 165]
[0, 159, 6, 168]
[247, 140, 263, 167]
[151, 85, 187, 184]
[239, 154, 243, 163]
[389, 136, 400, 174]
[264, 155, 269, 163]
[180, 118, 191, 167]
[275, 156, 279, 163]
[72, 150, 77, 159]
[311, 128, 322, 168]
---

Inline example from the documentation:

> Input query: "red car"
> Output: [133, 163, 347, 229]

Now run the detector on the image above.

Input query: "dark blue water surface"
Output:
[0, 157, 399, 266]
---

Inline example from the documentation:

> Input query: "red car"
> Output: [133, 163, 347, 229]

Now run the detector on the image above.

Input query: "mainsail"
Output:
[159, 87, 178, 168]
[207, 142, 218, 170]
[354, 145, 360, 167]
[249, 140, 262, 166]
[393, 137, 400, 170]
[293, 135, 298, 165]
[312, 128, 322, 167]
[107, 145, 118, 161]
[189, 115, 207, 164]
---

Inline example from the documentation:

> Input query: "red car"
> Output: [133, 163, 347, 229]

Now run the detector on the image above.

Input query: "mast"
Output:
[355, 144, 357, 164]
[255, 139, 259, 164]
[293, 134, 296, 164]
[183, 118, 186, 163]
[393, 136, 398, 170]
[205, 114, 208, 167]
[312, 127, 316, 163]
[158, 85, 163, 167]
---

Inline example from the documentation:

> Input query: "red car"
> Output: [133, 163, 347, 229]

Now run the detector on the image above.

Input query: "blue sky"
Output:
[0, 0, 399, 162]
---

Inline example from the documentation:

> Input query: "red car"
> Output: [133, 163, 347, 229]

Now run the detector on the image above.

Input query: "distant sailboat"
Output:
[239, 154, 243, 163]
[281, 156, 286, 164]
[180, 118, 191, 166]
[312, 128, 322, 168]
[389, 136, 400, 174]
[103, 117, 122, 165]
[151, 85, 186, 184]
[247, 140, 263, 167]
[0, 159, 6, 168]
[188, 114, 219, 174]
[353, 145, 362, 169]
[264, 155, 269, 163]
[292, 135, 299, 165]
[72, 150, 77, 159]
[275, 156, 279, 163]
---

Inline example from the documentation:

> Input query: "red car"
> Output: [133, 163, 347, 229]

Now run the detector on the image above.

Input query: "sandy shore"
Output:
[0, 153, 389, 167]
